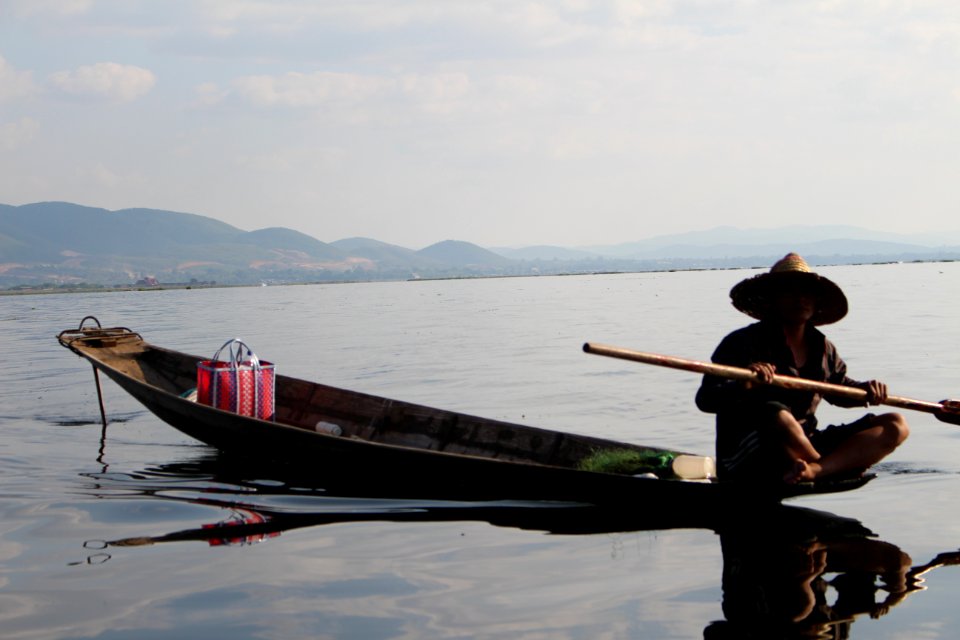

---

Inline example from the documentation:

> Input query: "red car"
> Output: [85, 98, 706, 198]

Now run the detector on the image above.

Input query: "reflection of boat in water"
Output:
[78, 453, 960, 638]
[59, 321, 871, 507]
[83, 454, 873, 547]
[100, 492, 876, 548]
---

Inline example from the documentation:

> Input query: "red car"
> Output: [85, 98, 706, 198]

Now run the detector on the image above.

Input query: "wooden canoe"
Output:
[58, 322, 872, 507]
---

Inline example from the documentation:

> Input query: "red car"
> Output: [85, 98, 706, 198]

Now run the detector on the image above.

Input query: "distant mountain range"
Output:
[2, 201, 959, 289]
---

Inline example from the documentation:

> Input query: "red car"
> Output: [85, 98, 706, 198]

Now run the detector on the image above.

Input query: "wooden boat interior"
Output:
[59, 325, 682, 474]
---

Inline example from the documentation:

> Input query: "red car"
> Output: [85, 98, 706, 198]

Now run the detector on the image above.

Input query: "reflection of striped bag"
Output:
[197, 339, 275, 421]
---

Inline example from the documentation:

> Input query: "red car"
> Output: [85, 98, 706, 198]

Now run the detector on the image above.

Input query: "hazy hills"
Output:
[2, 201, 959, 289]
[0, 202, 518, 287]
[493, 225, 960, 262]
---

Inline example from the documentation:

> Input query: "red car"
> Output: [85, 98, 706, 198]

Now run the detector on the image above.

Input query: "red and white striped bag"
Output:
[196, 339, 275, 421]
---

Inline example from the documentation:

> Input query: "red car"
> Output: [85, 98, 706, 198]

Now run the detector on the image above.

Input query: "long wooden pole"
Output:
[582, 342, 949, 417]
[91, 364, 109, 427]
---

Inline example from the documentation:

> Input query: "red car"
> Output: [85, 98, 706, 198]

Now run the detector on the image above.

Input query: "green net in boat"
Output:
[576, 448, 676, 475]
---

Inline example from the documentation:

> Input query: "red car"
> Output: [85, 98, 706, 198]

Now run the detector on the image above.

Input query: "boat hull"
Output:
[58, 324, 871, 507]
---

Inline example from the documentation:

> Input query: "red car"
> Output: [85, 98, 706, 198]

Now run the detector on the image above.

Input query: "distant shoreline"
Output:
[4, 258, 956, 296]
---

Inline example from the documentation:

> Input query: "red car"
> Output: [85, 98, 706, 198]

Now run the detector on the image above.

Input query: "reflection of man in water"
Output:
[704, 519, 916, 639]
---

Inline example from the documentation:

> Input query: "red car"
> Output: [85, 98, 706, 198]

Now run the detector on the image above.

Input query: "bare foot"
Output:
[785, 459, 819, 484]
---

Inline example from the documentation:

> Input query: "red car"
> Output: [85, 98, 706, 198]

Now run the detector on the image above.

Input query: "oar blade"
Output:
[936, 400, 960, 426]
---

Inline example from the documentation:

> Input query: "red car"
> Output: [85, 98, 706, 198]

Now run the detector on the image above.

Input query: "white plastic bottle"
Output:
[671, 455, 716, 480]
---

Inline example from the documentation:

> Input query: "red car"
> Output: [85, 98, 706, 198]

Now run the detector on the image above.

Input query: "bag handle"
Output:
[210, 338, 261, 369]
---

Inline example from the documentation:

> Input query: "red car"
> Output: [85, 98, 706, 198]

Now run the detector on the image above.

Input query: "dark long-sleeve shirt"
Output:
[696, 321, 869, 477]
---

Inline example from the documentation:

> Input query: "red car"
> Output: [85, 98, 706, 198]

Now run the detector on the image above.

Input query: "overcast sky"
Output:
[1, 1, 958, 249]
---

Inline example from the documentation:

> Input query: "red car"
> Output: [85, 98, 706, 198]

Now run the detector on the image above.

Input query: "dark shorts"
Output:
[809, 413, 878, 456]
[719, 413, 878, 481]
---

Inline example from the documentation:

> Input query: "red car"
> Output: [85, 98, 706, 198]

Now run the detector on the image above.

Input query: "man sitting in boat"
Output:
[695, 253, 909, 484]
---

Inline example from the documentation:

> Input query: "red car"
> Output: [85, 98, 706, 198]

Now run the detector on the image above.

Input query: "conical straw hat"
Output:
[729, 253, 848, 325]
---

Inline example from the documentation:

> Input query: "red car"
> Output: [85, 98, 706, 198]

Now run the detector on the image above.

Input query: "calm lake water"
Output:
[3, 262, 960, 639]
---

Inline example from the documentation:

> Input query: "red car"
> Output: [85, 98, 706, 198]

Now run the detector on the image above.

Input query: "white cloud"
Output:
[193, 82, 229, 107]
[0, 0, 92, 19]
[232, 71, 388, 108]
[611, 0, 671, 24]
[902, 21, 960, 54]
[229, 70, 477, 118]
[0, 56, 35, 102]
[0, 117, 39, 151]
[49, 62, 156, 102]
[196, 1, 471, 32]
[73, 162, 133, 190]
[88, 163, 123, 188]
[400, 73, 472, 114]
